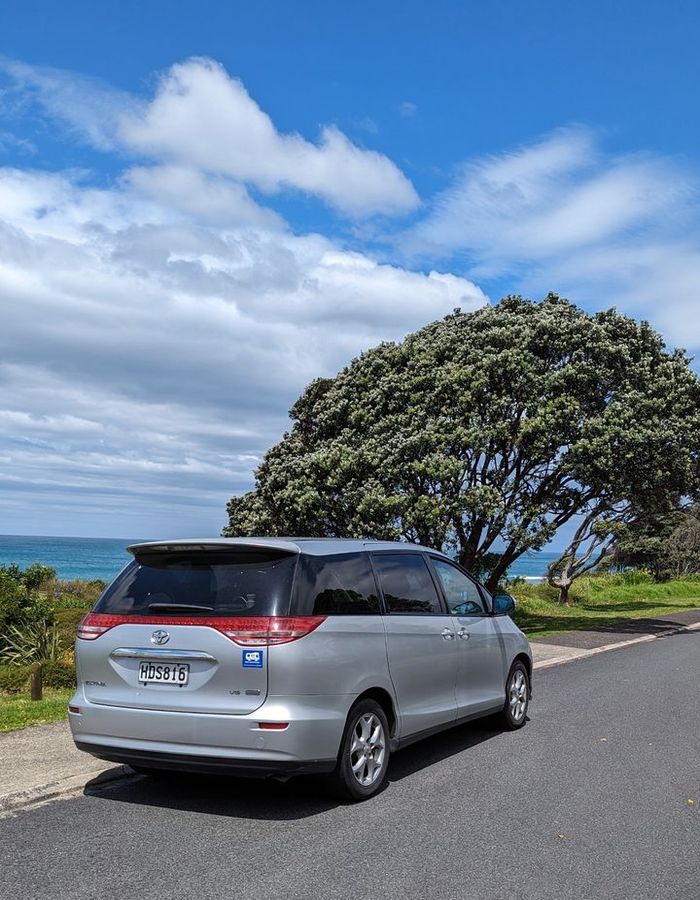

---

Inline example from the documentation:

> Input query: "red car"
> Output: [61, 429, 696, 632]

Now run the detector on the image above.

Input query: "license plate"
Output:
[138, 662, 190, 686]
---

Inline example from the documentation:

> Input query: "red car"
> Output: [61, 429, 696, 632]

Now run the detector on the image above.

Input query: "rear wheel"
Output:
[500, 661, 530, 729]
[328, 699, 390, 802]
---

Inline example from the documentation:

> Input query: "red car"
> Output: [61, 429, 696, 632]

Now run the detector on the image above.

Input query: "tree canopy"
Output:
[224, 295, 700, 593]
[608, 503, 700, 581]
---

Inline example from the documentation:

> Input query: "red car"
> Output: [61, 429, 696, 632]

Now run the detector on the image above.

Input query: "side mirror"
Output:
[493, 593, 517, 616]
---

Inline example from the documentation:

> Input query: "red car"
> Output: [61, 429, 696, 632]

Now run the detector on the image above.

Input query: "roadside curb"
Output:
[0, 764, 132, 818]
[532, 620, 700, 671]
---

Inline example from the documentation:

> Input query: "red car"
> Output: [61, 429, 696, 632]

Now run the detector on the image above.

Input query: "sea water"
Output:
[0, 534, 559, 583]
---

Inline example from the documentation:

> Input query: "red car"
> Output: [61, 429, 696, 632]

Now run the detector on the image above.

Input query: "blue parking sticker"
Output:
[242, 649, 264, 668]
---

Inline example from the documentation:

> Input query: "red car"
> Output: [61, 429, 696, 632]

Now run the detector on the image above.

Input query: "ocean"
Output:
[0, 534, 559, 583]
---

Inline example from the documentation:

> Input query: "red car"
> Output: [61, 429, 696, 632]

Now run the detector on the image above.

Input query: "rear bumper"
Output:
[75, 741, 336, 776]
[69, 690, 346, 777]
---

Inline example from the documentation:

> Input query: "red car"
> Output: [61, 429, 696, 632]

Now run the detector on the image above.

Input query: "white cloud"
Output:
[120, 58, 419, 217]
[0, 57, 138, 150]
[2, 56, 419, 219]
[5, 54, 698, 540]
[123, 165, 284, 228]
[0, 165, 483, 535]
[409, 128, 700, 346]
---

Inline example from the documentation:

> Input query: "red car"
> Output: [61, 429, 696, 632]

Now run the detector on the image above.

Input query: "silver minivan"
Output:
[70, 538, 532, 801]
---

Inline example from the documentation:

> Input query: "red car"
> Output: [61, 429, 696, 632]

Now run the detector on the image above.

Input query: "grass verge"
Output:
[0, 688, 73, 733]
[511, 574, 700, 638]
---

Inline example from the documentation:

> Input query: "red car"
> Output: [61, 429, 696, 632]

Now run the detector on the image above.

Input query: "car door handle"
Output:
[457, 629, 470, 640]
[441, 628, 455, 641]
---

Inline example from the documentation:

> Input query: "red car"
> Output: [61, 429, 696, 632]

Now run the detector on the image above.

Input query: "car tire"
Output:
[328, 699, 391, 802]
[500, 661, 530, 730]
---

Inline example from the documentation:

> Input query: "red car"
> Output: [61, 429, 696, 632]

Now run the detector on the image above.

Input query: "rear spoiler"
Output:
[127, 538, 301, 556]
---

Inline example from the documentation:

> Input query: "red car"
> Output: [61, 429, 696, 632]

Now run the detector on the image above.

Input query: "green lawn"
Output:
[0, 688, 74, 733]
[511, 574, 700, 637]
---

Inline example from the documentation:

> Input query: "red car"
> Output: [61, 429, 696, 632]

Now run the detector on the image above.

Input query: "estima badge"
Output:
[150, 630, 170, 646]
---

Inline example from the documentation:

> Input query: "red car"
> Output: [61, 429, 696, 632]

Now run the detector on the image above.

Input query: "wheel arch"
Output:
[352, 687, 397, 739]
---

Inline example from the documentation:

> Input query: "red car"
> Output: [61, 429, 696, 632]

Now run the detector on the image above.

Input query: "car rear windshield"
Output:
[93, 549, 297, 617]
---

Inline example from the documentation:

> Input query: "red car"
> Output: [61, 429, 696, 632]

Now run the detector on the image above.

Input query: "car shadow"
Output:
[387, 716, 507, 782]
[82, 717, 507, 821]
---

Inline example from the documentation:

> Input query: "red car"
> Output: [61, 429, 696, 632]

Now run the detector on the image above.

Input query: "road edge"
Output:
[532, 620, 700, 671]
[0, 764, 131, 818]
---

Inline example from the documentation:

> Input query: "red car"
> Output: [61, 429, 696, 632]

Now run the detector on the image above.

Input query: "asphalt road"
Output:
[1, 632, 698, 900]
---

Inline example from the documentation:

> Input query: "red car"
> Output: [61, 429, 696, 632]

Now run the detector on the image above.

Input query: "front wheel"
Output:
[328, 699, 390, 802]
[500, 661, 530, 730]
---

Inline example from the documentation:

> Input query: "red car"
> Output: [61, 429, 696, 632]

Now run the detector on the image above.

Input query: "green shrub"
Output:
[55, 608, 89, 646]
[0, 660, 75, 694]
[40, 659, 76, 689]
[22, 563, 57, 590]
[0, 571, 29, 633]
[0, 564, 23, 583]
[0, 664, 32, 694]
[0, 570, 56, 657]
[50, 578, 106, 609]
[0, 619, 62, 665]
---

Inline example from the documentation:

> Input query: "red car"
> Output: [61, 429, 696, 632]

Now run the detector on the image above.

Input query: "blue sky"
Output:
[0, 0, 698, 541]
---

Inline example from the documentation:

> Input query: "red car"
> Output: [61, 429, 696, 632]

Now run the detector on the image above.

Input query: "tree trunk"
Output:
[557, 583, 571, 605]
[484, 571, 500, 594]
[30, 663, 43, 701]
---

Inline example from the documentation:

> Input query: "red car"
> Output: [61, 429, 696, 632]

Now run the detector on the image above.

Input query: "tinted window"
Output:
[94, 550, 296, 617]
[295, 553, 380, 615]
[373, 553, 443, 614]
[431, 558, 486, 616]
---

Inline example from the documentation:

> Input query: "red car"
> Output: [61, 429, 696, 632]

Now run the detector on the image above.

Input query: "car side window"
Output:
[372, 553, 443, 614]
[296, 553, 380, 615]
[431, 558, 486, 616]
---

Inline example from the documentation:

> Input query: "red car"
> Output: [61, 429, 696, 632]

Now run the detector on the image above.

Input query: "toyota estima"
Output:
[70, 538, 532, 801]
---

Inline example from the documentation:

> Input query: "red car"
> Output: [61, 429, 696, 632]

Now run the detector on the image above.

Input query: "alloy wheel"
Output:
[509, 669, 528, 722]
[349, 712, 386, 787]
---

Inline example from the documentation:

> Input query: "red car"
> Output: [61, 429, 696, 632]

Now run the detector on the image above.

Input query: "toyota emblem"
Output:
[150, 629, 170, 646]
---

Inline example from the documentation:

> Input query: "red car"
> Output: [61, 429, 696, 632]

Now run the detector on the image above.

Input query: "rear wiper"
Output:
[148, 603, 214, 613]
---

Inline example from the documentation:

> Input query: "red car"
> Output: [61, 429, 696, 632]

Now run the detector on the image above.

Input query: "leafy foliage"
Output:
[50, 578, 106, 609]
[611, 504, 700, 580]
[39, 659, 76, 689]
[225, 295, 700, 591]
[0, 570, 54, 653]
[0, 664, 32, 693]
[0, 659, 74, 693]
[22, 564, 57, 590]
[0, 619, 63, 665]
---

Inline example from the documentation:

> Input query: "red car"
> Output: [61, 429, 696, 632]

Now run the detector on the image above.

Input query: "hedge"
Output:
[0, 664, 31, 693]
[0, 659, 76, 693]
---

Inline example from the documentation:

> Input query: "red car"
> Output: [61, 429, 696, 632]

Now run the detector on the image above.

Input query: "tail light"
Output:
[77, 613, 123, 640]
[219, 617, 326, 645]
[76, 613, 326, 645]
